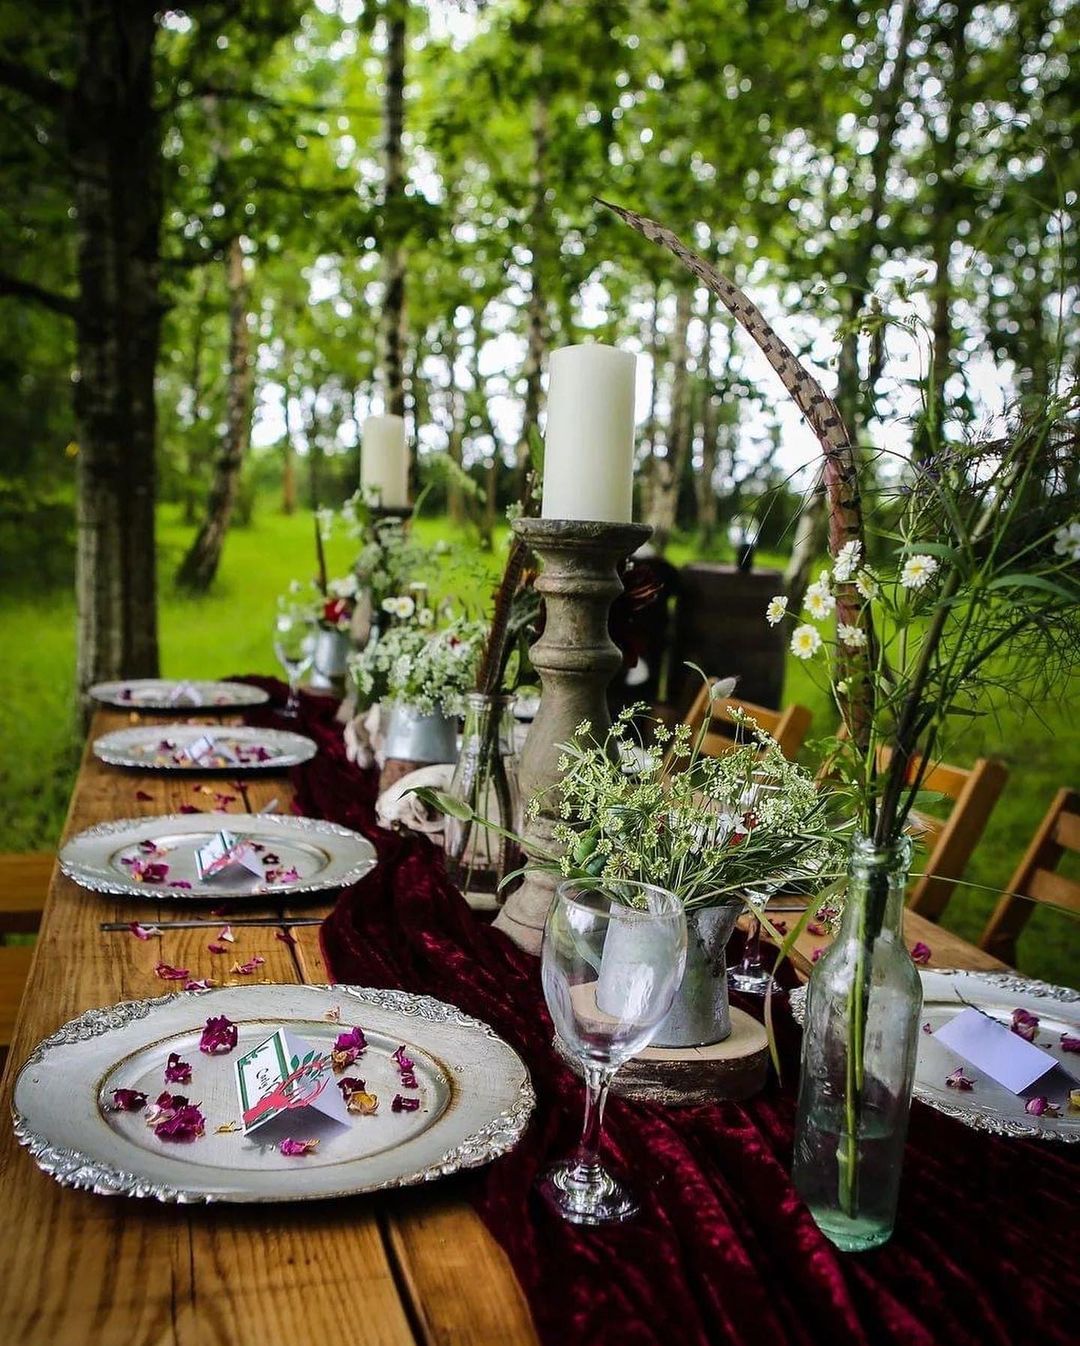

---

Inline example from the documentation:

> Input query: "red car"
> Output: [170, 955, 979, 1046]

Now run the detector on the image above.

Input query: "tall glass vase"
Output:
[792, 833, 922, 1252]
[444, 692, 519, 897]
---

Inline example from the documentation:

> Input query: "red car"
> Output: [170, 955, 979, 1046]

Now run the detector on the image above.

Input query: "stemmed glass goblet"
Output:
[273, 603, 316, 718]
[539, 877, 687, 1225]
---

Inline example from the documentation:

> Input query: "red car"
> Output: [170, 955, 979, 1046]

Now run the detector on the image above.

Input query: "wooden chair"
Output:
[674, 679, 812, 763]
[979, 788, 1080, 966]
[0, 851, 50, 1070]
[896, 754, 1010, 922]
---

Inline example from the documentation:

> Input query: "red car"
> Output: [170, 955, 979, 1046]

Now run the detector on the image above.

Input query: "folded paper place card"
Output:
[186, 734, 238, 765]
[934, 1007, 1060, 1094]
[236, 1028, 351, 1136]
[195, 830, 264, 881]
[167, 680, 201, 706]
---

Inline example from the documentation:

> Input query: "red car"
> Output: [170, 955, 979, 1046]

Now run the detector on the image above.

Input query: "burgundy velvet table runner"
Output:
[243, 678, 1079, 1346]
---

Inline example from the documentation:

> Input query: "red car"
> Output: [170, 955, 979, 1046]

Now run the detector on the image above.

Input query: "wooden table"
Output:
[0, 710, 539, 1346]
[0, 708, 1009, 1346]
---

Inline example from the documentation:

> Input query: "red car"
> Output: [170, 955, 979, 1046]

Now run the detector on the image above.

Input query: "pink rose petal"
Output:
[1011, 1008, 1040, 1042]
[128, 921, 159, 941]
[169, 880, 193, 890]
[1024, 1095, 1060, 1117]
[154, 1103, 206, 1142]
[276, 929, 297, 948]
[178, 804, 200, 815]
[183, 978, 215, 991]
[336, 1026, 367, 1054]
[806, 922, 826, 937]
[391, 1094, 420, 1113]
[207, 942, 227, 955]
[164, 1051, 192, 1084]
[230, 956, 265, 976]
[217, 925, 236, 943]
[1060, 1034, 1080, 1053]
[279, 1137, 319, 1156]
[110, 1088, 148, 1112]
[946, 1067, 975, 1091]
[199, 1014, 238, 1055]
[155, 961, 190, 981]
[135, 790, 153, 802]
[910, 941, 932, 965]
[811, 947, 824, 963]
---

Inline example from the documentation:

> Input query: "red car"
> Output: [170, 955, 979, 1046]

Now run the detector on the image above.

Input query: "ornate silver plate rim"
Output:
[58, 812, 376, 902]
[89, 679, 271, 711]
[11, 983, 535, 1203]
[93, 724, 317, 773]
[788, 969, 1080, 1142]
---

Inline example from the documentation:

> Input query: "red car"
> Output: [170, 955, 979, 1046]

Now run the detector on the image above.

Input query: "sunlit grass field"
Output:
[1, 498, 1076, 986]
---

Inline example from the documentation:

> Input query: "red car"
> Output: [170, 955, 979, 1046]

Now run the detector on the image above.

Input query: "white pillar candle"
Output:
[541, 343, 636, 524]
[360, 414, 409, 509]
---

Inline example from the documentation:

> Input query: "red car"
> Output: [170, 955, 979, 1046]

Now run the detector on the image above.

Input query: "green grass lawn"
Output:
[1, 499, 1076, 986]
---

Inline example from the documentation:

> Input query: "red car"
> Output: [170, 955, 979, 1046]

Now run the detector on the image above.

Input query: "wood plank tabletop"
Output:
[0, 709, 537, 1346]
[0, 706, 1013, 1346]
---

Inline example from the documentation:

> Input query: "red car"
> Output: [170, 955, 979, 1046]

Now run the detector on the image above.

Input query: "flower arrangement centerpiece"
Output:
[424, 690, 846, 1045]
[600, 198, 1080, 1251]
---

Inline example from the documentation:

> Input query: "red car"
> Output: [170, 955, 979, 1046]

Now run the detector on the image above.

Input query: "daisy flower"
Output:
[790, 624, 823, 659]
[837, 623, 867, 649]
[1053, 521, 1080, 562]
[900, 555, 939, 590]
[833, 540, 862, 583]
[765, 596, 788, 626]
[804, 585, 836, 620]
[854, 570, 878, 600]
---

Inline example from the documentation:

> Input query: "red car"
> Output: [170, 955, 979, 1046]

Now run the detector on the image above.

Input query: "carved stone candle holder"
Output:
[492, 516, 652, 954]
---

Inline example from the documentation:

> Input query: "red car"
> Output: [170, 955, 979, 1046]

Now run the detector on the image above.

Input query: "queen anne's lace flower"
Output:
[790, 624, 823, 659]
[900, 554, 938, 589]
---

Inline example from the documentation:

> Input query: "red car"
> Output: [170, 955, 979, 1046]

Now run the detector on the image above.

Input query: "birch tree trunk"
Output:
[644, 284, 694, 552]
[517, 93, 549, 485]
[176, 237, 253, 591]
[379, 0, 407, 418]
[72, 0, 162, 698]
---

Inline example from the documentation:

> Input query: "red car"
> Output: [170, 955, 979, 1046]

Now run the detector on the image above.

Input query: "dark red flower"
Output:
[154, 1103, 206, 1142]
[165, 1052, 192, 1083]
[111, 1088, 148, 1112]
[199, 1015, 238, 1056]
[392, 1095, 420, 1113]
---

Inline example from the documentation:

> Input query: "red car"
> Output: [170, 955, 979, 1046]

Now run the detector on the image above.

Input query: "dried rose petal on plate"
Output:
[338, 1076, 366, 1100]
[946, 1067, 974, 1091]
[391, 1095, 420, 1114]
[1024, 1096, 1060, 1118]
[169, 880, 193, 890]
[337, 1026, 367, 1054]
[145, 1091, 188, 1124]
[110, 1088, 148, 1112]
[1060, 1034, 1080, 1053]
[199, 1015, 238, 1056]
[1011, 1008, 1040, 1042]
[155, 1103, 206, 1142]
[164, 1051, 192, 1083]
[155, 961, 190, 981]
[279, 1137, 319, 1157]
[392, 1044, 414, 1071]
[230, 956, 265, 976]
[346, 1090, 379, 1116]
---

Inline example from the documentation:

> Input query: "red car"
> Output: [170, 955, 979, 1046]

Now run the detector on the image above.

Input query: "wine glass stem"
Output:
[572, 1062, 614, 1176]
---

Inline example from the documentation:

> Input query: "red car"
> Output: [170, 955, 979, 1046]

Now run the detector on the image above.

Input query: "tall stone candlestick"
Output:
[492, 515, 652, 954]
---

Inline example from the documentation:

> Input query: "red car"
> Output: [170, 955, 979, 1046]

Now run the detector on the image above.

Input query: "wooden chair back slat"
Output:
[673, 682, 812, 766]
[980, 788, 1080, 966]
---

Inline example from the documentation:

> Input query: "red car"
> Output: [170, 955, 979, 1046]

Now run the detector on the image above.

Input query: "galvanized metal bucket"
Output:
[310, 628, 351, 690]
[650, 900, 744, 1048]
[381, 703, 458, 765]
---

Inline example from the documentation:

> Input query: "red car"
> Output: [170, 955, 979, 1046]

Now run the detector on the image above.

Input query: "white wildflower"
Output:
[396, 595, 416, 619]
[381, 597, 399, 616]
[804, 585, 836, 620]
[854, 570, 878, 600]
[790, 624, 823, 659]
[837, 623, 867, 649]
[1053, 521, 1080, 562]
[900, 554, 939, 590]
[417, 606, 434, 627]
[765, 596, 788, 626]
[832, 540, 862, 584]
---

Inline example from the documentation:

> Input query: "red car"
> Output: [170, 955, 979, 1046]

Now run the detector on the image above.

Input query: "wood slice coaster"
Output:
[555, 1007, 769, 1107]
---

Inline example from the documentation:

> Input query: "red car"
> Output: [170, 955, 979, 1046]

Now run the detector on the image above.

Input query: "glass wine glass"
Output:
[273, 603, 316, 718]
[539, 877, 687, 1225]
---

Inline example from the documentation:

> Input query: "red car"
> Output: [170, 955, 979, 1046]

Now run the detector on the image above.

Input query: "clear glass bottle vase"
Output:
[792, 833, 922, 1252]
[444, 692, 519, 897]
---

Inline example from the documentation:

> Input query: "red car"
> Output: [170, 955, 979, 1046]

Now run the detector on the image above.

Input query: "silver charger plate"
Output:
[93, 724, 317, 773]
[89, 679, 270, 711]
[12, 983, 535, 1202]
[59, 812, 376, 902]
[789, 969, 1080, 1141]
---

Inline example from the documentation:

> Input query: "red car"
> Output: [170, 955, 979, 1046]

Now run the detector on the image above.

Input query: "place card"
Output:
[194, 830, 264, 882]
[236, 1028, 351, 1135]
[167, 680, 201, 706]
[186, 733, 239, 765]
[934, 1007, 1069, 1093]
